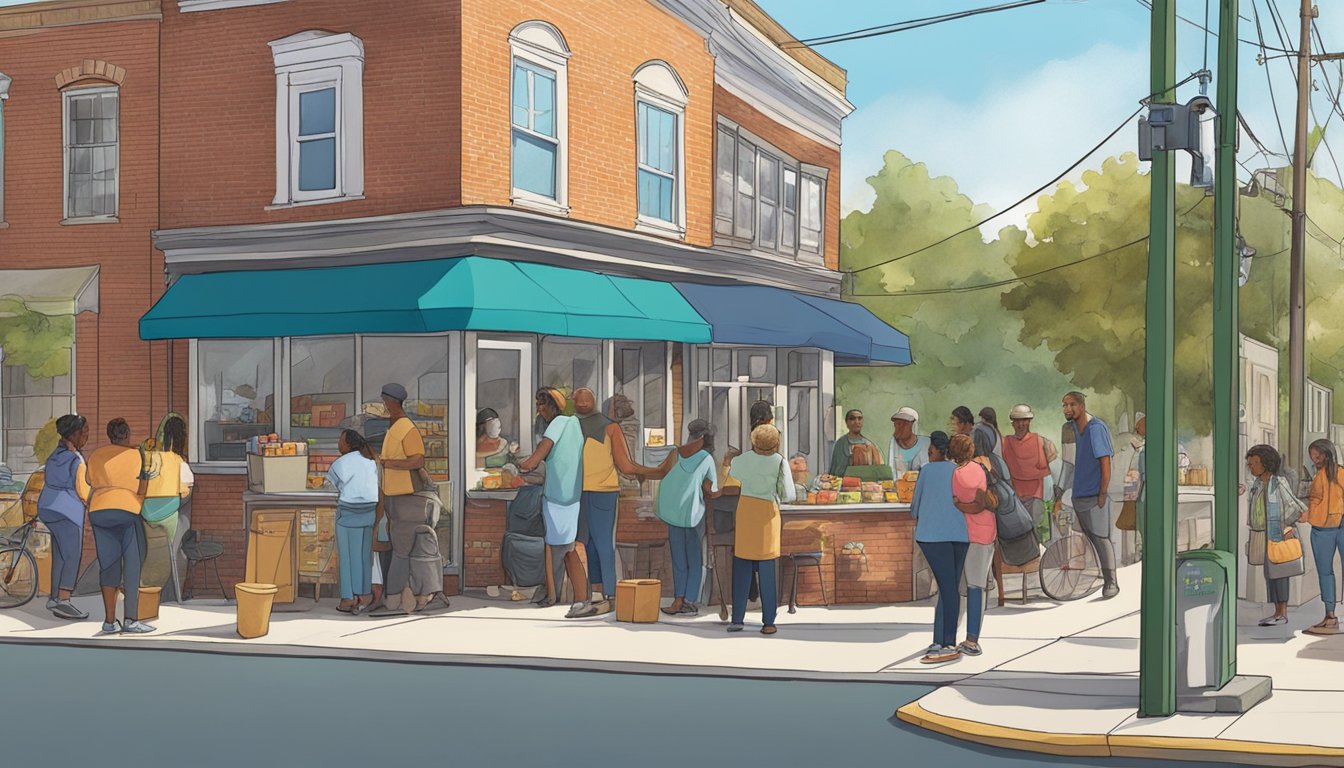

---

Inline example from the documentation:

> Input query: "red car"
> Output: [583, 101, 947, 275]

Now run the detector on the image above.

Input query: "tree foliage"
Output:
[0, 298, 74, 379]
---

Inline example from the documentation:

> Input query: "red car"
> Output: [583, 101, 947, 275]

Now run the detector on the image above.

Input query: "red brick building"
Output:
[5, 0, 916, 605]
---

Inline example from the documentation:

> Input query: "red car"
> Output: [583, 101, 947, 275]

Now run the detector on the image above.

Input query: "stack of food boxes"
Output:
[307, 451, 339, 490]
[246, 435, 310, 493]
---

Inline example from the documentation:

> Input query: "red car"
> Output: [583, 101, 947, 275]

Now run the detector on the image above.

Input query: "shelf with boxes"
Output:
[408, 399, 449, 483]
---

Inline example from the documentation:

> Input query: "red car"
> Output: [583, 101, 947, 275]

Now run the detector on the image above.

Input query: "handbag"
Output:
[1266, 528, 1303, 564]
[1116, 499, 1138, 531]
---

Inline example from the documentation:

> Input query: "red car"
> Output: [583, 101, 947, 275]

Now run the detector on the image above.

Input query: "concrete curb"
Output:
[896, 701, 1344, 767]
[0, 633, 967, 685]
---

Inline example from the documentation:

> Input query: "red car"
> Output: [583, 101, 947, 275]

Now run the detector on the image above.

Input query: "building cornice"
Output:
[154, 206, 843, 297]
[720, 0, 845, 92]
[0, 0, 160, 34]
[652, 0, 852, 148]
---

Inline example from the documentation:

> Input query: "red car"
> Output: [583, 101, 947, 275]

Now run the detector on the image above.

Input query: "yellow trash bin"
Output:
[138, 586, 162, 620]
[235, 582, 279, 639]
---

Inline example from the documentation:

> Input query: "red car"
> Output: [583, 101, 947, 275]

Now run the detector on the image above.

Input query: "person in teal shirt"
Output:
[646, 420, 719, 616]
[516, 388, 589, 617]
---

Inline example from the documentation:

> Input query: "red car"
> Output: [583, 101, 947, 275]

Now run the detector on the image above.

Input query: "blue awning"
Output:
[140, 257, 712, 343]
[671, 283, 912, 365]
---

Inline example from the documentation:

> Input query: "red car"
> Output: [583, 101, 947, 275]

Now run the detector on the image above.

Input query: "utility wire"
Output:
[846, 106, 1142, 274]
[1133, 0, 1295, 53]
[1251, 0, 1294, 156]
[791, 0, 1046, 48]
[850, 199, 1210, 298]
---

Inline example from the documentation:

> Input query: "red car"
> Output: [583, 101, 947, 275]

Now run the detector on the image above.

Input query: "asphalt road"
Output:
[0, 644, 1216, 768]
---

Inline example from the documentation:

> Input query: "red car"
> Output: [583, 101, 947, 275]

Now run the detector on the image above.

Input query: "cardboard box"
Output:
[615, 579, 661, 623]
[247, 454, 309, 493]
[291, 395, 313, 415]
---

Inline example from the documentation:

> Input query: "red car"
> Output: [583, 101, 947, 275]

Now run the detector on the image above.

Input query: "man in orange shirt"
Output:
[1002, 404, 1055, 543]
[86, 418, 154, 634]
[374, 383, 446, 614]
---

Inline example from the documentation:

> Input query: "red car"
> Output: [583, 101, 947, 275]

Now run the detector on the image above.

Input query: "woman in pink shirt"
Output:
[945, 434, 994, 656]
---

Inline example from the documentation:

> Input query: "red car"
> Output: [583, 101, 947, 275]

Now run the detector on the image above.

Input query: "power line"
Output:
[845, 106, 1142, 275]
[1250, 0, 1294, 156]
[791, 0, 1047, 48]
[850, 199, 1211, 298]
[1133, 0, 1295, 53]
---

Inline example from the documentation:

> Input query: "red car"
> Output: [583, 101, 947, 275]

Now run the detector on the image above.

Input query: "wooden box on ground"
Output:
[616, 579, 661, 623]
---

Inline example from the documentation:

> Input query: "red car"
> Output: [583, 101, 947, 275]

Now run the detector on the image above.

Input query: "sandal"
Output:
[336, 602, 356, 614]
[1305, 617, 1340, 635]
[958, 641, 983, 656]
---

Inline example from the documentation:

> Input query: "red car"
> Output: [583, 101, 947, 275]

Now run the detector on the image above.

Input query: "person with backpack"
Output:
[374, 383, 428, 613]
[36, 414, 91, 620]
[645, 419, 719, 616]
[1002, 405, 1054, 546]
[87, 418, 155, 635]
[727, 424, 794, 635]
[944, 434, 993, 656]
[328, 429, 379, 614]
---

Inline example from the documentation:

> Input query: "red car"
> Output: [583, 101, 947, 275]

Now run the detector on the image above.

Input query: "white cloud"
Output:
[840, 42, 1149, 227]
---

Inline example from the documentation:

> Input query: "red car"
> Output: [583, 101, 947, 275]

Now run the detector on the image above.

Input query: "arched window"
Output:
[632, 61, 687, 237]
[509, 21, 570, 214]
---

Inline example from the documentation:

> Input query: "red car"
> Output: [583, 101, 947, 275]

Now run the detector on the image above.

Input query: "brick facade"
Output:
[0, 11, 165, 459]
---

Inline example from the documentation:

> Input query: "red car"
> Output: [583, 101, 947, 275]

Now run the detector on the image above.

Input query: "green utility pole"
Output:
[1140, 0, 1177, 719]
[1212, 0, 1239, 670]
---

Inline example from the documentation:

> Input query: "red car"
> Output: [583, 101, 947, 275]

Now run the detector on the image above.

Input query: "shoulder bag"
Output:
[1265, 525, 1305, 579]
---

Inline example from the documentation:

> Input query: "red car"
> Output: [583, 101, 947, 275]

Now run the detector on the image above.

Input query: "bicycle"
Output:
[0, 516, 39, 609]
[1038, 501, 1103, 601]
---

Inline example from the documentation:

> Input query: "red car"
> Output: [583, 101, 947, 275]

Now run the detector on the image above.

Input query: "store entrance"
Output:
[698, 382, 774, 462]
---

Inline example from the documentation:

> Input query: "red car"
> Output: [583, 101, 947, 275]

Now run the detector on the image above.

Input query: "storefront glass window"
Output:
[362, 336, 449, 480]
[539, 338, 601, 403]
[1, 359, 74, 476]
[290, 336, 354, 452]
[476, 339, 532, 460]
[198, 339, 276, 462]
[614, 342, 666, 471]
[788, 351, 820, 474]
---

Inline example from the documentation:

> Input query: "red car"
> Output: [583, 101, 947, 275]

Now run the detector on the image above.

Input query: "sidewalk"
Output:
[4, 564, 1344, 765]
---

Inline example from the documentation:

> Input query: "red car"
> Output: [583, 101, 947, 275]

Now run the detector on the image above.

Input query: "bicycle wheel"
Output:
[0, 546, 38, 609]
[1038, 533, 1102, 601]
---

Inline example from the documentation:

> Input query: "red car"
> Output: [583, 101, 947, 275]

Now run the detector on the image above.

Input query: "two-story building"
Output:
[0, 1, 163, 484]
[0, 0, 911, 601]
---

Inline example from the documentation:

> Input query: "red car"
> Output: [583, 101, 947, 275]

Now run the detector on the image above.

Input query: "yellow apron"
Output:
[734, 495, 781, 560]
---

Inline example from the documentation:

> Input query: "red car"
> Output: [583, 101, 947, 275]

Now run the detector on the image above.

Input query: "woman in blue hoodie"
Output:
[36, 414, 92, 620]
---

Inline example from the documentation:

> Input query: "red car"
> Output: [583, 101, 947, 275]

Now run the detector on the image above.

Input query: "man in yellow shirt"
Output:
[374, 383, 445, 614]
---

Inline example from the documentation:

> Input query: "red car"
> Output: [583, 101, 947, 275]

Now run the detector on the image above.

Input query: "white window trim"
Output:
[509, 23, 570, 216]
[634, 64, 688, 242]
[467, 336, 534, 489]
[179, 0, 288, 11]
[505, 57, 564, 216]
[61, 85, 119, 224]
[270, 31, 364, 207]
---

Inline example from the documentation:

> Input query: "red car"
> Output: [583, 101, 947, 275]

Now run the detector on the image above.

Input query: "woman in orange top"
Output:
[1305, 439, 1344, 635]
[86, 418, 153, 635]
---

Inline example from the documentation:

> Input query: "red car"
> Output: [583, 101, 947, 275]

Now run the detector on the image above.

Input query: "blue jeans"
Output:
[42, 516, 82, 594]
[731, 557, 778, 626]
[920, 540, 969, 648]
[933, 586, 986, 641]
[667, 520, 705, 600]
[1312, 525, 1344, 613]
[337, 524, 373, 600]
[90, 509, 145, 618]
[581, 491, 619, 597]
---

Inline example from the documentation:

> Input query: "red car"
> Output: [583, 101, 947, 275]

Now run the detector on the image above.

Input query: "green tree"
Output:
[0, 298, 74, 378]
[837, 151, 1121, 436]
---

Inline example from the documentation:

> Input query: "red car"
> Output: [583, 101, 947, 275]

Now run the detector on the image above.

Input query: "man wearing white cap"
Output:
[888, 407, 930, 476]
[1002, 404, 1056, 544]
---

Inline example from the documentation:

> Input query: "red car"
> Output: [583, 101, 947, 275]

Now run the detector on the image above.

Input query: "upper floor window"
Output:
[715, 121, 826, 263]
[63, 87, 119, 221]
[509, 21, 570, 215]
[632, 61, 687, 238]
[269, 31, 364, 207]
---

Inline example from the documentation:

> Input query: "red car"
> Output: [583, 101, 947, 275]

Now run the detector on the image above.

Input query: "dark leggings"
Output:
[90, 509, 145, 618]
[43, 516, 83, 594]
[919, 540, 969, 648]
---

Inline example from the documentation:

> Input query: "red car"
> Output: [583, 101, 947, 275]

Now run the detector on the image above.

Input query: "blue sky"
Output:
[3, 0, 1338, 221]
[758, 0, 1344, 219]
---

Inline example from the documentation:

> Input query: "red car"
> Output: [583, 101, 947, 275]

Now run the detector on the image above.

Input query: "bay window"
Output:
[714, 121, 828, 263]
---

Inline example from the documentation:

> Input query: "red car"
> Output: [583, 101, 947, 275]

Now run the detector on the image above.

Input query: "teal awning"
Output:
[139, 257, 712, 342]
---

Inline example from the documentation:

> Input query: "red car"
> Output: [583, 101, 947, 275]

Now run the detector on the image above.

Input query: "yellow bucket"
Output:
[234, 582, 279, 639]
[138, 586, 162, 620]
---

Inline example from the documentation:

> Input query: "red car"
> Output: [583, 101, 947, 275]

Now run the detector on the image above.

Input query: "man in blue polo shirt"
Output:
[1062, 391, 1118, 598]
